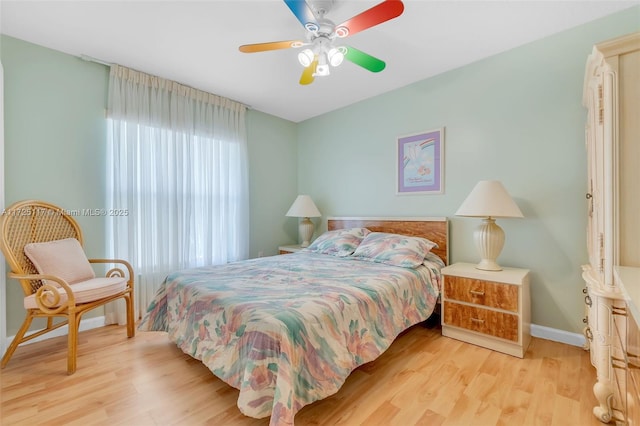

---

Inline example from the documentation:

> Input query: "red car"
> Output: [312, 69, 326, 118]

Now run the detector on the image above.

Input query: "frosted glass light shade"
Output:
[298, 49, 314, 67]
[286, 195, 321, 247]
[327, 48, 344, 66]
[456, 181, 523, 271]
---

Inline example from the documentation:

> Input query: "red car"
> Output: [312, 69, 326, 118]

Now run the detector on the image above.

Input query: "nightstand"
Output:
[278, 244, 303, 254]
[441, 262, 531, 358]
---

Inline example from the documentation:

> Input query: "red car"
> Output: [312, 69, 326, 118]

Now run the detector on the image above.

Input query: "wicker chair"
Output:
[0, 200, 135, 374]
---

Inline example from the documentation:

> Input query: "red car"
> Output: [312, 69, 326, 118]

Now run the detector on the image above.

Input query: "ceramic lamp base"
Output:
[474, 217, 505, 271]
[299, 217, 315, 248]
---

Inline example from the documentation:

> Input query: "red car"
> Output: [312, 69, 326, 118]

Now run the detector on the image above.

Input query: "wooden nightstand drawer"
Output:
[443, 301, 519, 342]
[441, 263, 530, 358]
[444, 275, 518, 312]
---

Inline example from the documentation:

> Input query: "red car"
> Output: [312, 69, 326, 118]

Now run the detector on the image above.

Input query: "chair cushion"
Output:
[23, 277, 128, 309]
[24, 238, 96, 286]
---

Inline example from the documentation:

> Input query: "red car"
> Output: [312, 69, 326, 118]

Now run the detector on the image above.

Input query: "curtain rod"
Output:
[78, 54, 251, 110]
[79, 54, 113, 67]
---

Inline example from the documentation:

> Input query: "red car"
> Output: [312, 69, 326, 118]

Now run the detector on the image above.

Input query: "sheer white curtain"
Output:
[105, 65, 249, 324]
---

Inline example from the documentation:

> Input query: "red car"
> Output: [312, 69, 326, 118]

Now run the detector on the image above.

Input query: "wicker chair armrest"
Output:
[8, 272, 74, 292]
[88, 258, 134, 287]
[8, 272, 76, 312]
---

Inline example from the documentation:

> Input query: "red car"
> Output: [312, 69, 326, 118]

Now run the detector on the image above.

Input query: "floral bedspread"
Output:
[138, 251, 443, 425]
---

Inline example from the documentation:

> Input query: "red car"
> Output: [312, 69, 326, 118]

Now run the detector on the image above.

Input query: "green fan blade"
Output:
[344, 46, 386, 73]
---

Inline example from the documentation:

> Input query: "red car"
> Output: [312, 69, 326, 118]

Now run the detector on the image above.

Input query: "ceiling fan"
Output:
[239, 0, 405, 85]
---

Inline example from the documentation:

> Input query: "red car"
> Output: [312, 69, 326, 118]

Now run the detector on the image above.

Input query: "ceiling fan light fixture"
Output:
[327, 47, 344, 67]
[240, 0, 405, 85]
[314, 52, 330, 76]
[298, 49, 314, 67]
[315, 64, 330, 76]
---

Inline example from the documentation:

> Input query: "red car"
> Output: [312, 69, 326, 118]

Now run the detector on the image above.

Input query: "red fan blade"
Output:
[239, 40, 304, 53]
[336, 0, 404, 38]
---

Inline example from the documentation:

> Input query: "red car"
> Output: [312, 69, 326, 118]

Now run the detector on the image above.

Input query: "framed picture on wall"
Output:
[396, 128, 444, 195]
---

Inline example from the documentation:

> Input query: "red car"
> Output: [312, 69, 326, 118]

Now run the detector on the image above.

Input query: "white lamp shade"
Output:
[455, 180, 523, 218]
[286, 195, 321, 218]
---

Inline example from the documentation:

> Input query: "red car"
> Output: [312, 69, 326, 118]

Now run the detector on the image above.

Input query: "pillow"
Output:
[351, 232, 438, 268]
[24, 238, 96, 286]
[423, 251, 446, 269]
[306, 227, 371, 257]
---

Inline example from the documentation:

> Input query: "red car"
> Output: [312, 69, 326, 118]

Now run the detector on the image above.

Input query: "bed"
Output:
[138, 217, 448, 425]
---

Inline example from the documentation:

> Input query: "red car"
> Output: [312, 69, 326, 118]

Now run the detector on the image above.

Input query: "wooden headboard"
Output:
[327, 216, 449, 265]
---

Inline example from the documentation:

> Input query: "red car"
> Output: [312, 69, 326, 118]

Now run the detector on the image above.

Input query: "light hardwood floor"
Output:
[1, 320, 603, 426]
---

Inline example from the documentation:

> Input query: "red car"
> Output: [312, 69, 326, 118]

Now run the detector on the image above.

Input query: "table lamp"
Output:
[455, 180, 524, 271]
[286, 195, 321, 247]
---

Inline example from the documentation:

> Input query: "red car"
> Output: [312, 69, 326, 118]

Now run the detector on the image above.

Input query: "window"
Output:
[104, 65, 248, 323]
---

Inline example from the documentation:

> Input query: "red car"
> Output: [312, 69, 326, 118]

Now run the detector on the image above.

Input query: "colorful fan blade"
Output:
[336, 0, 404, 38]
[284, 0, 318, 28]
[344, 46, 386, 72]
[299, 59, 318, 85]
[239, 40, 303, 53]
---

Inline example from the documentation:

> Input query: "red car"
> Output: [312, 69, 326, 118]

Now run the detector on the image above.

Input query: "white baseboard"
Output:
[531, 323, 586, 348]
[3, 316, 106, 355]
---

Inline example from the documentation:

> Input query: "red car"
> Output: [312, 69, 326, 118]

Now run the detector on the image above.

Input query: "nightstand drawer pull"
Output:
[470, 317, 485, 324]
[469, 290, 485, 297]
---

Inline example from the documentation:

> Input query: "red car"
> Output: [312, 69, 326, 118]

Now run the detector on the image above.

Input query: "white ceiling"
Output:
[1, 1, 638, 122]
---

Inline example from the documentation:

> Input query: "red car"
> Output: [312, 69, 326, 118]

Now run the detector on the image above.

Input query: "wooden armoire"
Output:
[582, 31, 640, 425]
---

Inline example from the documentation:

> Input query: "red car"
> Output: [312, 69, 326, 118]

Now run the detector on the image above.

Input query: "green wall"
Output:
[1, 36, 111, 332]
[247, 110, 299, 256]
[297, 7, 639, 334]
[0, 35, 298, 335]
[1, 6, 639, 337]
